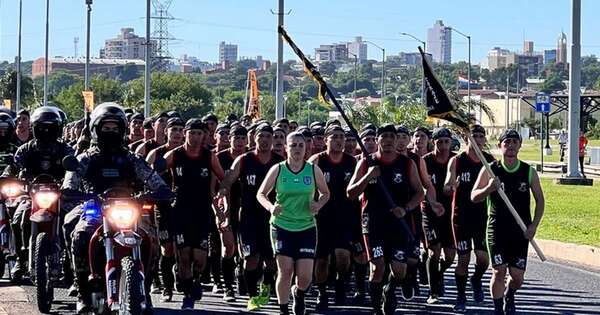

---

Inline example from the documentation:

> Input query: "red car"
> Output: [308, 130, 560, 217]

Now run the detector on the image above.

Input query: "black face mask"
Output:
[97, 131, 124, 151]
[33, 125, 59, 144]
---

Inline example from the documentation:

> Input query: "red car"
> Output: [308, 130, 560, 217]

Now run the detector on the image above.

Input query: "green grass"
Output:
[491, 139, 600, 163]
[536, 178, 600, 247]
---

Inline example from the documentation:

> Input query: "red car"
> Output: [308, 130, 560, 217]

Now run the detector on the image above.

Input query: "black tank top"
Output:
[217, 149, 242, 210]
[423, 152, 455, 213]
[315, 152, 357, 217]
[488, 160, 532, 234]
[141, 139, 160, 158]
[362, 153, 411, 221]
[170, 147, 212, 208]
[452, 151, 495, 218]
[239, 151, 283, 214]
[153, 145, 173, 186]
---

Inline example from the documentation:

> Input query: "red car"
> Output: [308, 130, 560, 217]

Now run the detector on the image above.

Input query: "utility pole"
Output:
[400, 32, 426, 105]
[43, 0, 50, 106]
[144, 0, 151, 116]
[350, 53, 358, 103]
[16, 0, 23, 111]
[364, 40, 386, 101]
[84, 0, 92, 91]
[505, 75, 510, 129]
[567, 0, 582, 178]
[273, 0, 288, 119]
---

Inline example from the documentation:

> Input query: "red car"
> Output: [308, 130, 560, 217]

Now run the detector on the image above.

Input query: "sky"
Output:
[1, 0, 600, 65]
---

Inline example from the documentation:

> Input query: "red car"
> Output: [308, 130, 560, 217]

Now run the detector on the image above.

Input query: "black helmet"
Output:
[0, 113, 16, 143]
[89, 102, 127, 140]
[31, 106, 62, 143]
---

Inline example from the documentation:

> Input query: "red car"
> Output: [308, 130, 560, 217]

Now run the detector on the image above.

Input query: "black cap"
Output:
[325, 125, 344, 136]
[154, 111, 169, 120]
[498, 129, 522, 143]
[226, 113, 238, 122]
[361, 123, 377, 132]
[256, 123, 274, 134]
[202, 113, 218, 123]
[273, 118, 289, 125]
[413, 126, 431, 137]
[184, 118, 208, 131]
[167, 110, 181, 119]
[470, 124, 486, 135]
[230, 125, 248, 136]
[309, 121, 324, 129]
[297, 127, 313, 138]
[432, 127, 452, 140]
[325, 119, 341, 128]
[377, 123, 397, 136]
[360, 129, 376, 139]
[142, 118, 154, 129]
[273, 127, 286, 135]
[216, 123, 230, 134]
[344, 127, 355, 138]
[17, 109, 30, 117]
[166, 117, 185, 129]
[311, 125, 325, 136]
[130, 113, 144, 122]
[395, 125, 410, 136]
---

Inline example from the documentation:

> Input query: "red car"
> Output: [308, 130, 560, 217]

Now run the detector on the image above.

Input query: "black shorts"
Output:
[362, 212, 410, 263]
[270, 225, 317, 260]
[487, 226, 529, 270]
[172, 203, 211, 250]
[452, 210, 487, 255]
[422, 206, 454, 249]
[315, 213, 353, 258]
[350, 205, 366, 256]
[238, 209, 273, 259]
[156, 201, 173, 245]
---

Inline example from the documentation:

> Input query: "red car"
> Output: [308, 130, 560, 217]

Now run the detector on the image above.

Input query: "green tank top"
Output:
[271, 161, 316, 231]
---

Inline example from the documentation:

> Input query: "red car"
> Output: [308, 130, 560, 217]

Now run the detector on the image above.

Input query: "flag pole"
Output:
[467, 133, 546, 261]
[277, 26, 414, 242]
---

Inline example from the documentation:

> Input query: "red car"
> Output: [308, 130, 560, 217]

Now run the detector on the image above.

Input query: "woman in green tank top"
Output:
[257, 132, 329, 315]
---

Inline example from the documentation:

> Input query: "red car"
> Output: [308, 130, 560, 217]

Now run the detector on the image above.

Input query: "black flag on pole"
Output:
[418, 46, 469, 129]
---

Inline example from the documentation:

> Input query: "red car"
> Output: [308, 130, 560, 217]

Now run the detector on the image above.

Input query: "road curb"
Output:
[532, 239, 600, 269]
[0, 283, 32, 315]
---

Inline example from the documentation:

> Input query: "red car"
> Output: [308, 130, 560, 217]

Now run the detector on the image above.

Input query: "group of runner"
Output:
[3, 105, 545, 315]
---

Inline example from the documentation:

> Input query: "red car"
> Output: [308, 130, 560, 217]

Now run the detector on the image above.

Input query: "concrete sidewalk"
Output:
[531, 239, 600, 270]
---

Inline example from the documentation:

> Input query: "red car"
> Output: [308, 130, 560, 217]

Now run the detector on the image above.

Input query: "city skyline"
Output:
[1, 0, 600, 65]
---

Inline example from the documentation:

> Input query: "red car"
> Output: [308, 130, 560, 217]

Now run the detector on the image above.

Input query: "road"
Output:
[1, 254, 599, 314]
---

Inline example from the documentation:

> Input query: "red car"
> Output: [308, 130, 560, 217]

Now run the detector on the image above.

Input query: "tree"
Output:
[539, 74, 566, 93]
[47, 70, 82, 97]
[0, 70, 35, 106]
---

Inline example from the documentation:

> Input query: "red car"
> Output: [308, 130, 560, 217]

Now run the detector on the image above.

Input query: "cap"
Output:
[255, 123, 274, 134]
[297, 127, 313, 138]
[166, 117, 185, 129]
[325, 119, 341, 128]
[395, 125, 410, 136]
[359, 129, 376, 139]
[201, 113, 218, 123]
[470, 124, 486, 135]
[230, 125, 248, 136]
[413, 126, 431, 137]
[216, 123, 230, 134]
[344, 127, 355, 138]
[154, 111, 169, 120]
[142, 118, 154, 129]
[325, 125, 344, 136]
[432, 127, 452, 140]
[273, 118, 289, 125]
[361, 123, 377, 132]
[498, 129, 522, 143]
[184, 118, 208, 131]
[377, 123, 397, 136]
[130, 113, 144, 122]
[311, 125, 325, 136]
[273, 127, 286, 135]
[309, 121, 324, 129]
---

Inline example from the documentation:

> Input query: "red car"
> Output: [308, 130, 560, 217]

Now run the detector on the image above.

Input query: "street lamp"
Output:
[400, 32, 426, 105]
[364, 40, 386, 101]
[84, 0, 92, 91]
[450, 27, 472, 114]
[349, 52, 358, 103]
[144, 0, 151, 117]
[16, 0, 23, 111]
[43, 0, 50, 106]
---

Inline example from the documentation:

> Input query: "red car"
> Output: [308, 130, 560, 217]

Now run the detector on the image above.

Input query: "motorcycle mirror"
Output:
[153, 157, 167, 174]
[62, 155, 80, 172]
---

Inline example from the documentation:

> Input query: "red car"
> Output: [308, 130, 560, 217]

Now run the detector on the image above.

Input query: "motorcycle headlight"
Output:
[1, 183, 23, 198]
[107, 204, 139, 229]
[34, 191, 59, 209]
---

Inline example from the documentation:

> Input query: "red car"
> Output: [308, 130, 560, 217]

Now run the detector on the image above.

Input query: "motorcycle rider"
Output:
[3, 106, 74, 282]
[61, 103, 170, 313]
[0, 113, 19, 172]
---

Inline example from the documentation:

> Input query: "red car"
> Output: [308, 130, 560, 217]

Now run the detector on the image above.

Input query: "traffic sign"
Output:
[535, 92, 550, 113]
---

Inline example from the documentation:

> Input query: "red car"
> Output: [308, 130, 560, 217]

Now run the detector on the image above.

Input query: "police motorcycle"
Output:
[0, 177, 25, 279]
[63, 155, 172, 315]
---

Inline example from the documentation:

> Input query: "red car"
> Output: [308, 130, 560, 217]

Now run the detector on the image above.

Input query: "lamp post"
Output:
[364, 40, 386, 100]
[43, 0, 50, 106]
[400, 32, 426, 105]
[84, 0, 92, 91]
[450, 27, 472, 114]
[349, 52, 358, 103]
[144, 0, 151, 116]
[16, 0, 23, 111]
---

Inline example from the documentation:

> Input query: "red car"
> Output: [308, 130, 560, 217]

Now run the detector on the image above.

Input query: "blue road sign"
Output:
[535, 92, 550, 113]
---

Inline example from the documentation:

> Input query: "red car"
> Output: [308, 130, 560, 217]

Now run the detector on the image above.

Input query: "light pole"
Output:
[84, 0, 92, 91]
[567, 0, 582, 178]
[450, 27, 472, 114]
[364, 40, 386, 101]
[275, 0, 285, 119]
[16, 0, 23, 111]
[144, 0, 151, 116]
[400, 32, 426, 105]
[349, 52, 358, 103]
[43, 0, 50, 106]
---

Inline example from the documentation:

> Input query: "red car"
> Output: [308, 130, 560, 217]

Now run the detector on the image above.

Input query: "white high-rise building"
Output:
[346, 37, 367, 63]
[219, 41, 238, 64]
[100, 28, 155, 60]
[426, 20, 452, 64]
[557, 31, 567, 64]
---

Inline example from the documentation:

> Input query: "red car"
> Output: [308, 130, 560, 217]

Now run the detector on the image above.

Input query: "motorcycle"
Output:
[62, 155, 171, 315]
[27, 174, 62, 313]
[0, 178, 25, 279]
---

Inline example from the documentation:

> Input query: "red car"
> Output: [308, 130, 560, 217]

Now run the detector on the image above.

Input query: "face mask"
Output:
[97, 131, 124, 150]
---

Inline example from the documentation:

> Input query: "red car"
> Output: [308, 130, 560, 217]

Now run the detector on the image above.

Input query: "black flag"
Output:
[419, 46, 469, 129]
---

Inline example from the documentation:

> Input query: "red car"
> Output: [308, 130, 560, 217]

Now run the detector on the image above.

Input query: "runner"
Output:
[308, 125, 357, 309]
[129, 117, 155, 151]
[135, 112, 168, 157]
[289, 120, 298, 132]
[214, 123, 231, 152]
[126, 112, 144, 145]
[347, 124, 424, 315]
[218, 123, 284, 311]
[296, 127, 313, 160]
[421, 127, 456, 304]
[257, 131, 330, 315]
[311, 124, 326, 155]
[273, 118, 290, 134]
[471, 129, 544, 315]
[272, 127, 287, 158]
[443, 125, 495, 312]
[343, 128, 359, 156]
[164, 118, 225, 310]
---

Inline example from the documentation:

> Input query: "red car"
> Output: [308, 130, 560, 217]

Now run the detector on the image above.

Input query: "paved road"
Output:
[1, 254, 599, 314]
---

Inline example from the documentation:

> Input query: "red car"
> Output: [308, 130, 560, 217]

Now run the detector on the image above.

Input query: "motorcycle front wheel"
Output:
[116, 256, 144, 315]
[34, 232, 53, 313]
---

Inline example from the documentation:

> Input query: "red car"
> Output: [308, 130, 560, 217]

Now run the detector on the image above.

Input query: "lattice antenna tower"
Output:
[151, 0, 175, 71]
